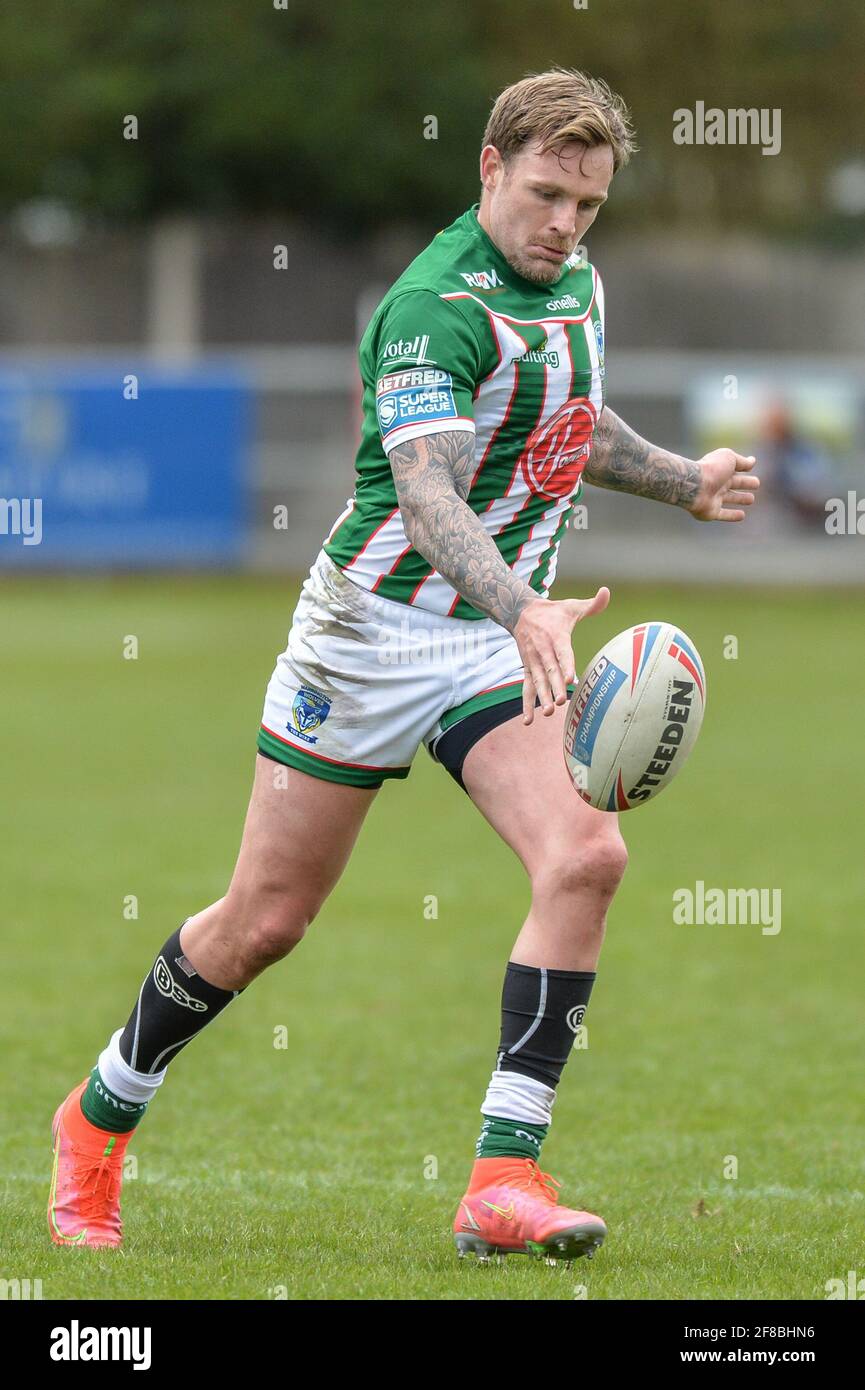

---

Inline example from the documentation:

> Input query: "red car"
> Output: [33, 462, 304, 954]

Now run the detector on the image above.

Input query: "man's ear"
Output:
[479, 144, 503, 193]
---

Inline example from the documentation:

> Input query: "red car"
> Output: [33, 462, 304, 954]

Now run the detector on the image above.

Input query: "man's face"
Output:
[477, 139, 614, 285]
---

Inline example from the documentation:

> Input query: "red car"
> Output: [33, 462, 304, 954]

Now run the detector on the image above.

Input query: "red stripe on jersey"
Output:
[343, 505, 401, 570]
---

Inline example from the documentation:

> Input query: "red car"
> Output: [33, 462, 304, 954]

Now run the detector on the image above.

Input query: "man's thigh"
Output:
[228, 753, 378, 907]
[461, 704, 622, 875]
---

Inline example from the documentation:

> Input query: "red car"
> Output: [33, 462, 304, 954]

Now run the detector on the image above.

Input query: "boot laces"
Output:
[74, 1145, 123, 1221]
[510, 1158, 561, 1204]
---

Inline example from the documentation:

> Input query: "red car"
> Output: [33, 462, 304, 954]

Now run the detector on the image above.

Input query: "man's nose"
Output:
[549, 205, 578, 238]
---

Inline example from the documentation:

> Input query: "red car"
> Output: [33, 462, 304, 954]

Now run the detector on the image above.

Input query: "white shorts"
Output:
[258, 550, 527, 787]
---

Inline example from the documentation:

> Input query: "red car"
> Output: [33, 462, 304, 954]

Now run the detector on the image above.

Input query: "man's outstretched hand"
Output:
[689, 449, 761, 522]
[506, 449, 758, 724]
[514, 587, 611, 724]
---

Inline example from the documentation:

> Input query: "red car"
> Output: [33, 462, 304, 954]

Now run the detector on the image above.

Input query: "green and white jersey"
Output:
[324, 202, 606, 620]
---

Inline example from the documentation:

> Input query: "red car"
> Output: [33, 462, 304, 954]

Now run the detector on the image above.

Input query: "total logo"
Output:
[381, 334, 433, 366]
[461, 268, 504, 290]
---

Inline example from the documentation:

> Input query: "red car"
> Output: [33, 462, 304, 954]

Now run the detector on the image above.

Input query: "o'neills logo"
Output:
[546, 293, 581, 312]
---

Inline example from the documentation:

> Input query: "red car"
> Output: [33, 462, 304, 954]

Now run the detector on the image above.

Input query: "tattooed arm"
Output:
[388, 429, 609, 723]
[586, 406, 760, 521]
[585, 406, 701, 506]
[388, 430, 538, 631]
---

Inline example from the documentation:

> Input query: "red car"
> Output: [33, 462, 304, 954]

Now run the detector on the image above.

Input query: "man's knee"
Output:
[243, 904, 314, 969]
[226, 885, 326, 975]
[533, 826, 629, 903]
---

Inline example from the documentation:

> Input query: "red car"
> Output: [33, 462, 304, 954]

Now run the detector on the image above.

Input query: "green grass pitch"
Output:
[1, 574, 863, 1300]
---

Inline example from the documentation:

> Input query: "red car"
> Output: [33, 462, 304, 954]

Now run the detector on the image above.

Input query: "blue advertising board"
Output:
[0, 363, 249, 567]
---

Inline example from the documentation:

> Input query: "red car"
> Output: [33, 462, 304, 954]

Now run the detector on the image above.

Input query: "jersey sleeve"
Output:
[594, 266, 605, 332]
[373, 290, 482, 455]
[591, 266, 606, 408]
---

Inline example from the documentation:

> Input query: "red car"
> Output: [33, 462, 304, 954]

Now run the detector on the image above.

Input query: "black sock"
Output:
[119, 926, 242, 1075]
[496, 962, 596, 1088]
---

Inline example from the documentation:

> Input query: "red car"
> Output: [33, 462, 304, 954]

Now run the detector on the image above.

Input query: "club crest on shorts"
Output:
[290, 686, 331, 744]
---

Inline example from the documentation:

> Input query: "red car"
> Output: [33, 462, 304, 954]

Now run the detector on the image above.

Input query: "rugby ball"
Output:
[563, 622, 706, 811]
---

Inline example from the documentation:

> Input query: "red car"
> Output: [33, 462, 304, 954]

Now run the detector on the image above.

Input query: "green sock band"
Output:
[476, 1116, 549, 1161]
[80, 1067, 148, 1135]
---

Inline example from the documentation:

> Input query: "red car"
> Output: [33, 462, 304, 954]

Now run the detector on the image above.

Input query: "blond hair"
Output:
[482, 66, 636, 173]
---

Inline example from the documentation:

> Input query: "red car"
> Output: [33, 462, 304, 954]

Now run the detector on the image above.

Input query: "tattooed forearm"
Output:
[585, 406, 701, 508]
[389, 431, 538, 630]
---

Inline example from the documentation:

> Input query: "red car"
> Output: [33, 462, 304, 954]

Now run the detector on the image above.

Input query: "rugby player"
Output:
[48, 67, 759, 1261]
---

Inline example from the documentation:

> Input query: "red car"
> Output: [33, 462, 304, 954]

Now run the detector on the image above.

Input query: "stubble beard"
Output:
[513, 259, 562, 286]
[504, 241, 567, 287]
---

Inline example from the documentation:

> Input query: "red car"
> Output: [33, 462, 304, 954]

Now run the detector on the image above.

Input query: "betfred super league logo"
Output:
[520, 396, 597, 499]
